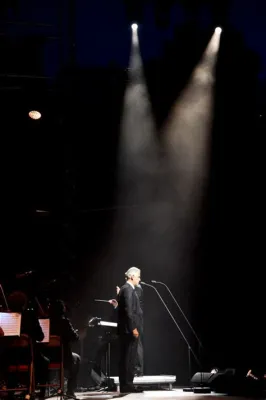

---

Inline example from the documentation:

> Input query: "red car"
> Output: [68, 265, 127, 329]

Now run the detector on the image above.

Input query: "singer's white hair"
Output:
[125, 267, 141, 279]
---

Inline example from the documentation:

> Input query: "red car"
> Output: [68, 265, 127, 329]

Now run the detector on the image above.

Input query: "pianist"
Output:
[48, 300, 80, 398]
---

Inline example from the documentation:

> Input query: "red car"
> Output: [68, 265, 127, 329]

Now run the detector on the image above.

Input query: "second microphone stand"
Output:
[141, 282, 200, 385]
[151, 281, 203, 350]
[151, 281, 211, 393]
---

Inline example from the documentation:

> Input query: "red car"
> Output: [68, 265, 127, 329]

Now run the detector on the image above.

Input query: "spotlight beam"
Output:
[162, 29, 222, 265]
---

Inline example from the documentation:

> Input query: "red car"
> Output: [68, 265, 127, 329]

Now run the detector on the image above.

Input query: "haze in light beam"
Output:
[162, 30, 221, 263]
[118, 27, 159, 206]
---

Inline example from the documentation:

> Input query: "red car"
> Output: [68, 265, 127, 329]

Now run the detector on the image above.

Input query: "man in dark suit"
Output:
[110, 282, 144, 377]
[117, 267, 142, 393]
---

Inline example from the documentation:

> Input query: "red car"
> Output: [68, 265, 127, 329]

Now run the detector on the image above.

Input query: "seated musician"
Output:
[48, 300, 80, 398]
[0, 291, 49, 398]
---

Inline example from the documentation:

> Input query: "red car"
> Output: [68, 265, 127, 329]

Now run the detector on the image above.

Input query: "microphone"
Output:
[151, 280, 203, 349]
[15, 270, 34, 279]
[141, 282, 200, 368]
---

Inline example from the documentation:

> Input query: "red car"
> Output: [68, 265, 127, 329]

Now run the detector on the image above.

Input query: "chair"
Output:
[0, 334, 35, 399]
[37, 335, 74, 399]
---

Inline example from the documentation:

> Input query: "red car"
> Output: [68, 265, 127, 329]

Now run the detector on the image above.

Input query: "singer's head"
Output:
[125, 266, 141, 287]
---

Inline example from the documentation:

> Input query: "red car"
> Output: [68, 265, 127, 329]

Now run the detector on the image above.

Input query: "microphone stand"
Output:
[151, 281, 203, 349]
[151, 281, 211, 394]
[141, 282, 200, 386]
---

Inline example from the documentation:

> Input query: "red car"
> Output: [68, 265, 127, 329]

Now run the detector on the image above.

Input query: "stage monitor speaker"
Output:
[191, 369, 238, 394]
[90, 366, 116, 390]
[191, 372, 213, 385]
[91, 367, 106, 386]
[208, 369, 237, 393]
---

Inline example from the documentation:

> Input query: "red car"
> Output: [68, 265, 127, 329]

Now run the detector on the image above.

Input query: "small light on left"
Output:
[28, 110, 41, 120]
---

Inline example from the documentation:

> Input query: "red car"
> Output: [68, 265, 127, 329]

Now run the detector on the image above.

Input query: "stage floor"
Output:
[76, 388, 256, 400]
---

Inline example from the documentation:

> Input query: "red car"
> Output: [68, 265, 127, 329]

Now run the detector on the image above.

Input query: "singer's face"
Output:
[132, 273, 141, 286]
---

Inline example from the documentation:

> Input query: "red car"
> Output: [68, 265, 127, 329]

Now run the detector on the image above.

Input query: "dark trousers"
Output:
[135, 335, 144, 375]
[119, 334, 138, 388]
[65, 352, 80, 394]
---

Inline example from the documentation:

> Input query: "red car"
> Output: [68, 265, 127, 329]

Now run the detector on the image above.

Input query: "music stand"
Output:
[37, 318, 50, 343]
[0, 312, 21, 336]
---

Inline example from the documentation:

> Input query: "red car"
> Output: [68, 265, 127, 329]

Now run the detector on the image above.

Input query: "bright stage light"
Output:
[215, 27, 222, 34]
[131, 23, 138, 31]
[28, 110, 41, 120]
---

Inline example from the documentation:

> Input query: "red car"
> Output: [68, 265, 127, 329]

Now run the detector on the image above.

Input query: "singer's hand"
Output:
[116, 286, 120, 295]
[133, 328, 139, 338]
[109, 299, 118, 308]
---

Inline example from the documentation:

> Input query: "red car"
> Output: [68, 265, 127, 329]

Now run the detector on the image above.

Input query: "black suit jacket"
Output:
[117, 282, 142, 335]
[135, 284, 143, 311]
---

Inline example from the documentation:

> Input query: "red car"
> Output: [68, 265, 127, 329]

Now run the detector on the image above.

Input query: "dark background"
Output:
[0, 0, 265, 386]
